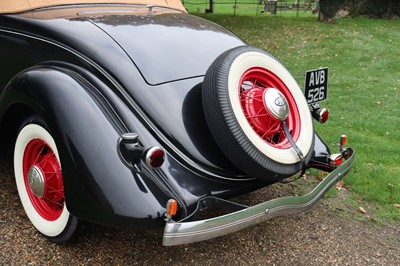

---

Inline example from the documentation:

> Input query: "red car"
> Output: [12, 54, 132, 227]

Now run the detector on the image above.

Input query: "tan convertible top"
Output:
[0, 0, 186, 14]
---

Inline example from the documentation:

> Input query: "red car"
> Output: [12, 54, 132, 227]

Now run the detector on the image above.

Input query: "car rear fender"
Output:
[1, 65, 174, 227]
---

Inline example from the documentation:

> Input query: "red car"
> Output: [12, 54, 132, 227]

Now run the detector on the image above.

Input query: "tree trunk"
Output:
[318, 0, 345, 21]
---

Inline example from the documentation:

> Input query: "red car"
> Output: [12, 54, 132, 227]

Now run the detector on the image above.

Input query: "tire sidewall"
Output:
[14, 123, 70, 237]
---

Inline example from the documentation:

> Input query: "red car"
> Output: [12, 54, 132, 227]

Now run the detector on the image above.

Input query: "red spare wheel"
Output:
[202, 46, 314, 180]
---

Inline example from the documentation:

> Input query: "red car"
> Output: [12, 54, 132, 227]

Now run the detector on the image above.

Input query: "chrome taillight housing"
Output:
[312, 107, 329, 123]
[144, 147, 165, 169]
[119, 133, 165, 170]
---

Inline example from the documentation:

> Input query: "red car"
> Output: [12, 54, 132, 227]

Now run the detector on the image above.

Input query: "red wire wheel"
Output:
[239, 67, 301, 149]
[23, 139, 64, 221]
[14, 116, 78, 243]
[203, 46, 314, 180]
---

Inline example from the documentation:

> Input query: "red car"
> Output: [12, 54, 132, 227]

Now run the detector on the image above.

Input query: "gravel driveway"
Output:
[1, 160, 399, 265]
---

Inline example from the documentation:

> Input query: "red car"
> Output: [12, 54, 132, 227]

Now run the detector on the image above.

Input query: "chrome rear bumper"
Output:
[163, 148, 354, 246]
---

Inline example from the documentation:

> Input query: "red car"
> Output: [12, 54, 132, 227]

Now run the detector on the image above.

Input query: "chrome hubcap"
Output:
[264, 88, 289, 121]
[28, 165, 45, 198]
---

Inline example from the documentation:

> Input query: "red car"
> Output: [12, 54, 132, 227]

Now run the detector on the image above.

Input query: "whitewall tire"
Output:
[14, 116, 77, 243]
[202, 46, 314, 180]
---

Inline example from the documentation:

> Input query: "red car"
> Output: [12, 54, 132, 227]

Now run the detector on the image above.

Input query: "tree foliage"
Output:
[319, 0, 400, 21]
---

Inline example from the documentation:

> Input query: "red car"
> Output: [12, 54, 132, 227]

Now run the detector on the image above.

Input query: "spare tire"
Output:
[202, 46, 314, 181]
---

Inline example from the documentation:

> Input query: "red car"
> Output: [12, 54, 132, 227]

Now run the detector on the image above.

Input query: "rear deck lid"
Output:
[89, 11, 245, 85]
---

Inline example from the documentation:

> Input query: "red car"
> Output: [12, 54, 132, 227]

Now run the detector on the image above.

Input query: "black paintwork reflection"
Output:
[163, 154, 264, 216]
[88, 10, 223, 29]
[182, 82, 242, 173]
[131, 77, 246, 176]
[307, 133, 334, 172]
[90, 13, 245, 85]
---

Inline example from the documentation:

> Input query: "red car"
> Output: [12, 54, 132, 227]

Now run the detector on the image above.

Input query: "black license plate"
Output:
[304, 67, 328, 104]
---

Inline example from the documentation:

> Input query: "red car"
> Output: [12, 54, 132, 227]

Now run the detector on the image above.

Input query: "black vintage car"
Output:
[0, 0, 354, 246]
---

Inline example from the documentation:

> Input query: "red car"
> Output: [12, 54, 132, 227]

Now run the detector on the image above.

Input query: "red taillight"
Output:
[334, 156, 343, 166]
[319, 108, 329, 123]
[312, 107, 329, 124]
[145, 147, 165, 169]
[329, 154, 343, 167]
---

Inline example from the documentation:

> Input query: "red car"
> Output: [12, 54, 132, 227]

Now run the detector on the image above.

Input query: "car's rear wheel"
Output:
[14, 115, 77, 243]
[202, 46, 314, 180]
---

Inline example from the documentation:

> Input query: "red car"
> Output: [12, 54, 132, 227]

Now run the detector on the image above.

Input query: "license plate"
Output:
[304, 68, 328, 104]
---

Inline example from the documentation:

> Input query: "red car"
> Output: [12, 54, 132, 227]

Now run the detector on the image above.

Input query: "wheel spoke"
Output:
[45, 183, 63, 193]
[240, 67, 300, 149]
[241, 94, 263, 102]
[246, 113, 270, 119]
[42, 170, 60, 180]
[42, 197, 64, 210]
[32, 143, 46, 165]
[37, 152, 55, 167]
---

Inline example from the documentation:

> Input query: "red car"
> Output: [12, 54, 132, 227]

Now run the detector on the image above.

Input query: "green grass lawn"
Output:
[194, 13, 400, 220]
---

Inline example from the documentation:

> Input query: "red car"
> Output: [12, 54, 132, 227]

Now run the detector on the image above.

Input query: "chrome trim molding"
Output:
[163, 148, 355, 246]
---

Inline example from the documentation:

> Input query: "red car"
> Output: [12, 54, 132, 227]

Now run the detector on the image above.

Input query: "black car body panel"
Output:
[89, 12, 245, 85]
[0, 6, 247, 175]
[0, 5, 260, 227]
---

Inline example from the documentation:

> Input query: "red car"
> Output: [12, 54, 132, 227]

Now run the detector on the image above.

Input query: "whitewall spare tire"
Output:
[202, 46, 314, 180]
